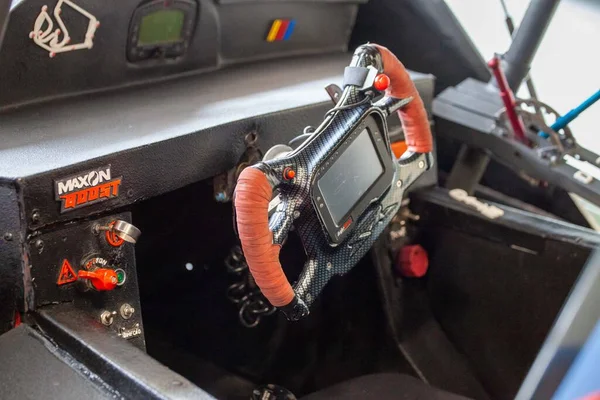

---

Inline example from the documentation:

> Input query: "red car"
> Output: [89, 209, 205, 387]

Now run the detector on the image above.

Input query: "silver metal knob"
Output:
[111, 220, 141, 244]
[95, 220, 141, 244]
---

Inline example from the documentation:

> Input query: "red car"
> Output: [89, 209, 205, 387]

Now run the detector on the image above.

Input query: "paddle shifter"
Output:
[234, 44, 433, 320]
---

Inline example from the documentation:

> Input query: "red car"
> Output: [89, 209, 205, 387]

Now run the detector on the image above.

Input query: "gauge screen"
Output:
[317, 129, 384, 224]
[138, 9, 185, 46]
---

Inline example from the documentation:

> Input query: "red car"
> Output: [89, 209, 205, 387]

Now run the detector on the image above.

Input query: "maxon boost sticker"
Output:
[55, 166, 122, 212]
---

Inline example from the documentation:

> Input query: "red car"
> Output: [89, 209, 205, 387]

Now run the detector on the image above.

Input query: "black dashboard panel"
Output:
[0, 0, 219, 108]
[0, 0, 365, 110]
[0, 53, 436, 231]
[29, 212, 145, 349]
[218, 1, 359, 62]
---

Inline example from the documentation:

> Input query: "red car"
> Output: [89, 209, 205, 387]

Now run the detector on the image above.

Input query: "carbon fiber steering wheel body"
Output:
[234, 44, 433, 320]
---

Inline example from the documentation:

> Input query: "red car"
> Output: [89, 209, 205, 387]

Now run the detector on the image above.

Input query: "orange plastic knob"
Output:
[283, 167, 296, 180]
[78, 269, 118, 291]
[373, 73, 390, 91]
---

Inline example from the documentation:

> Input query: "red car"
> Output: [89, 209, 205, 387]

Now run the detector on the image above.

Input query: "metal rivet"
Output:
[396, 180, 403, 188]
[293, 210, 300, 219]
[31, 211, 40, 223]
[326, 262, 332, 271]
[418, 160, 425, 169]
[35, 239, 44, 251]
[3, 233, 13, 241]
[306, 293, 312, 302]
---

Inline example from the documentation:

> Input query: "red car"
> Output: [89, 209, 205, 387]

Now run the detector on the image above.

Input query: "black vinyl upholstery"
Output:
[302, 373, 471, 400]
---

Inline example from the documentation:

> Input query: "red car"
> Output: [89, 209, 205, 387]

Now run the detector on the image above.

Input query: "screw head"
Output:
[35, 240, 44, 252]
[120, 303, 134, 319]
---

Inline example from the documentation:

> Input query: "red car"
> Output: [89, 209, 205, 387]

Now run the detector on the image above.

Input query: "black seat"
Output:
[302, 373, 471, 400]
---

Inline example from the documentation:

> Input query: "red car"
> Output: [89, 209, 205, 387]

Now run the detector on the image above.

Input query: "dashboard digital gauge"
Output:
[128, 0, 198, 63]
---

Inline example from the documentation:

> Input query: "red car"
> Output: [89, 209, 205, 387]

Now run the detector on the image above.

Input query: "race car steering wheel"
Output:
[234, 44, 433, 320]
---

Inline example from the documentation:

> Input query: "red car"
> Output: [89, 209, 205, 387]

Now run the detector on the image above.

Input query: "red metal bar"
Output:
[488, 55, 528, 144]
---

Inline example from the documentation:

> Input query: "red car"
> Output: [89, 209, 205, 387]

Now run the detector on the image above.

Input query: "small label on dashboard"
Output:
[119, 325, 142, 340]
[54, 165, 122, 213]
[56, 259, 77, 285]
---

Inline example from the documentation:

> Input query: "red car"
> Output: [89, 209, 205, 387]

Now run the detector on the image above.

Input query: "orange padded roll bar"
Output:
[234, 168, 295, 307]
[375, 45, 433, 154]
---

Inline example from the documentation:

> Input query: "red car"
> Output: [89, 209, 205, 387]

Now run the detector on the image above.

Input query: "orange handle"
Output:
[78, 269, 118, 291]
[234, 167, 295, 307]
[374, 45, 433, 154]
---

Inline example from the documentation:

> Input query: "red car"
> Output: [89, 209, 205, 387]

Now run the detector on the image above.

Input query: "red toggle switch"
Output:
[373, 73, 390, 91]
[78, 269, 118, 291]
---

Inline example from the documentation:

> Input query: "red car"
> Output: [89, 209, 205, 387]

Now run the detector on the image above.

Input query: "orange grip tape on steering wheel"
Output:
[234, 168, 295, 307]
[375, 45, 433, 154]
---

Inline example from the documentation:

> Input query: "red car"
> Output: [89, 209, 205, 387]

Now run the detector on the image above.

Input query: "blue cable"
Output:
[539, 89, 600, 138]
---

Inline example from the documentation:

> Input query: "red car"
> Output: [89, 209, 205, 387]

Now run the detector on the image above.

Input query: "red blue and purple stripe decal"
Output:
[266, 19, 296, 42]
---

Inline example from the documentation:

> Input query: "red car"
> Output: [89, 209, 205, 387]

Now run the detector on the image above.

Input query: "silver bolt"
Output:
[100, 310, 116, 326]
[120, 303, 135, 320]
[418, 160, 425, 169]
[396, 180, 403, 188]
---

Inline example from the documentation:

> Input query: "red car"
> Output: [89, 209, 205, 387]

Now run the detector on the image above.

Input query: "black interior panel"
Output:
[0, 325, 115, 400]
[411, 188, 600, 399]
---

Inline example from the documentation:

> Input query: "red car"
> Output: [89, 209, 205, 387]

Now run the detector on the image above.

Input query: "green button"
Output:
[115, 269, 126, 286]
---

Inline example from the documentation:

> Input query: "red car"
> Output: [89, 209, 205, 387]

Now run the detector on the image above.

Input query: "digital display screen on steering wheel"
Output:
[234, 44, 433, 321]
[313, 116, 395, 244]
[318, 129, 383, 224]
